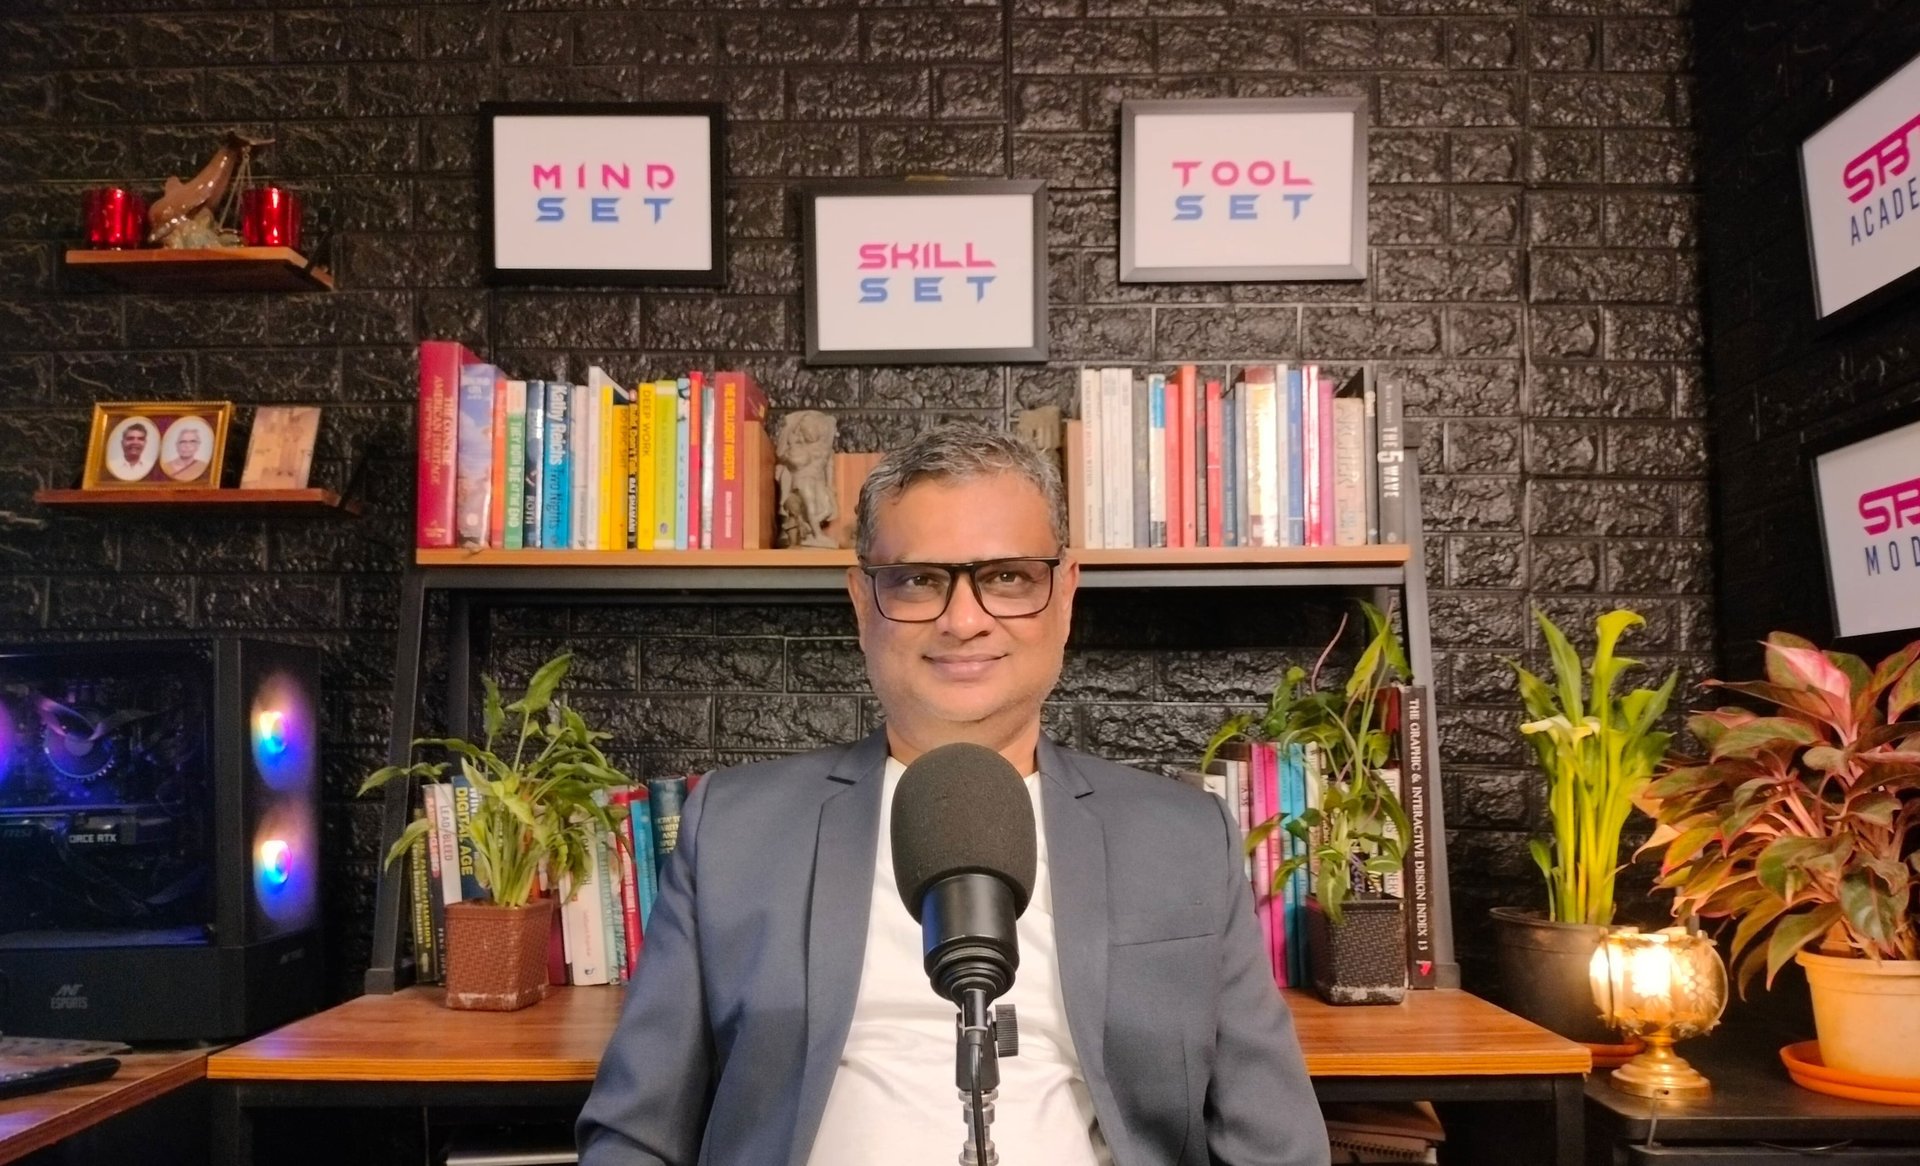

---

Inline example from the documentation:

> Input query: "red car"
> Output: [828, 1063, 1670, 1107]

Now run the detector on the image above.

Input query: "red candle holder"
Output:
[241, 186, 301, 250]
[82, 187, 148, 249]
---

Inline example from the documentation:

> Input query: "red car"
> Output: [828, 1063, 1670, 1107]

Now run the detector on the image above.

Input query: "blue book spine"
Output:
[1283, 744, 1304, 987]
[1285, 368, 1306, 548]
[631, 792, 658, 926]
[522, 381, 545, 549]
[1222, 385, 1239, 548]
[454, 366, 495, 549]
[645, 777, 687, 878]
[542, 381, 571, 549]
[449, 773, 487, 903]
[674, 377, 691, 551]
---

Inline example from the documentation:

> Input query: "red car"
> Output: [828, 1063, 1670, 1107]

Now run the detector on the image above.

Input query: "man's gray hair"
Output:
[855, 423, 1068, 561]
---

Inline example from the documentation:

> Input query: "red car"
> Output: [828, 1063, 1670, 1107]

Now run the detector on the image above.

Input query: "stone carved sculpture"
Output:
[774, 410, 839, 549]
[149, 131, 273, 249]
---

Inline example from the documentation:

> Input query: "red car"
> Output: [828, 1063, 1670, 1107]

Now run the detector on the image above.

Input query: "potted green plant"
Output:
[1644, 632, 1920, 1080]
[360, 653, 633, 1011]
[1205, 601, 1413, 1004]
[1495, 608, 1677, 1044]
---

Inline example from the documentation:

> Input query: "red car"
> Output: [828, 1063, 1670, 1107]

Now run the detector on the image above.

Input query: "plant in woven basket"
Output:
[1203, 600, 1411, 924]
[1643, 632, 1920, 991]
[359, 652, 632, 907]
[1511, 608, 1678, 927]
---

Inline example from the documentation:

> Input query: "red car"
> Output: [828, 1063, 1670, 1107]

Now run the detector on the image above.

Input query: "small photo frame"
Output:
[480, 102, 725, 287]
[1120, 97, 1368, 282]
[241, 406, 323, 490]
[801, 179, 1048, 365]
[83, 401, 233, 489]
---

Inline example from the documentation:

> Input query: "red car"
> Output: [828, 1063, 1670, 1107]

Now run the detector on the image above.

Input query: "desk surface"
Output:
[0, 1050, 207, 1166]
[208, 985, 1587, 1085]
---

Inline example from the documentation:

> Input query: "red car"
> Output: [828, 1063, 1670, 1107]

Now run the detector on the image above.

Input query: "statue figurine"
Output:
[1014, 406, 1062, 455]
[149, 131, 274, 249]
[774, 410, 839, 550]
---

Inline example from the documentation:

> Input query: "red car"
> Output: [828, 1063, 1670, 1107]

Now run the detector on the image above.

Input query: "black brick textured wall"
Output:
[0, 0, 1705, 999]
[1697, 2, 1920, 677]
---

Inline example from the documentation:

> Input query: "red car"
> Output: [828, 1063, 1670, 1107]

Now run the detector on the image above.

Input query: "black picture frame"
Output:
[479, 102, 726, 288]
[1119, 97, 1368, 283]
[800, 179, 1049, 365]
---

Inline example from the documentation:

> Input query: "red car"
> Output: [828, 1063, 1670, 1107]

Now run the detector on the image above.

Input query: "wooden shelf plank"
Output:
[0, 1050, 206, 1166]
[414, 545, 1410, 569]
[35, 487, 361, 516]
[64, 246, 333, 292]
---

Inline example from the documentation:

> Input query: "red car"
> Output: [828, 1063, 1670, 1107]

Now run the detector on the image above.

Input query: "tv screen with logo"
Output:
[1814, 416, 1920, 637]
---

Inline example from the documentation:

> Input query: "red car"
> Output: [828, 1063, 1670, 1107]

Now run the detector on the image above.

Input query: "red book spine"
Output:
[1205, 379, 1224, 548]
[686, 372, 704, 550]
[1178, 365, 1199, 549]
[1302, 365, 1321, 547]
[1164, 376, 1184, 548]
[714, 371, 769, 549]
[487, 372, 507, 550]
[415, 340, 469, 548]
[611, 788, 644, 978]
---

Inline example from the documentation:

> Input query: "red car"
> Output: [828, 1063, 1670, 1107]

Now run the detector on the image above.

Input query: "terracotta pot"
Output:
[1799, 951, 1920, 1080]
[444, 899, 554, 1012]
[1308, 896, 1407, 1005]
[1491, 906, 1618, 1044]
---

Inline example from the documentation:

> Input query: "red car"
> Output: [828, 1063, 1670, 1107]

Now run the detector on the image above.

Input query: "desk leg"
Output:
[212, 1084, 253, 1166]
[1553, 1075, 1584, 1166]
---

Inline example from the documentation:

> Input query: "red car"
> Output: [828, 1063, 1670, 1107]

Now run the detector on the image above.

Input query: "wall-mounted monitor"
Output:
[1813, 415, 1920, 638]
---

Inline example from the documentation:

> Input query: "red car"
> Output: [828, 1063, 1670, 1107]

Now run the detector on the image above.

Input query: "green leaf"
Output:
[1804, 745, 1849, 772]
[1710, 717, 1822, 760]
[482, 674, 505, 744]
[1838, 871, 1899, 945]
[1765, 903, 1843, 986]
[521, 652, 572, 716]
[1889, 657, 1920, 724]
[1534, 607, 1586, 722]
[1848, 790, 1902, 827]
[1757, 836, 1826, 898]
[1529, 837, 1554, 884]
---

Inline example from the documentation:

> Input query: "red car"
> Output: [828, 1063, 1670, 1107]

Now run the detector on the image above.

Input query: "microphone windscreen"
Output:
[890, 743, 1037, 921]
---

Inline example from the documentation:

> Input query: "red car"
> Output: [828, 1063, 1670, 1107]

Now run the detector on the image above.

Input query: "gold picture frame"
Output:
[83, 401, 233, 489]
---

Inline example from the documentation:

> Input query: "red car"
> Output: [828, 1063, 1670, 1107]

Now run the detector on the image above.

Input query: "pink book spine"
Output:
[1165, 374, 1185, 548]
[686, 372, 704, 550]
[611, 788, 644, 978]
[1251, 742, 1279, 984]
[1204, 379, 1224, 548]
[1178, 365, 1199, 548]
[487, 372, 508, 550]
[415, 340, 469, 548]
[1314, 365, 1336, 544]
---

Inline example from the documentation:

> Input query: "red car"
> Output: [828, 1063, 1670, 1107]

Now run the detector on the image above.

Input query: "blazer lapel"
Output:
[1037, 738, 1122, 1126]
[787, 728, 889, 1166]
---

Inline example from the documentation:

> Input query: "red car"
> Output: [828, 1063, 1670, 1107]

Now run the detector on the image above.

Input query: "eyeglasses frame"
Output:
[856, 555, 1065, 623]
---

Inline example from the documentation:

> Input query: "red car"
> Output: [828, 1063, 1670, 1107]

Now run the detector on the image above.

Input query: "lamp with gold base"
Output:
[1589, 926, 1728, 1100]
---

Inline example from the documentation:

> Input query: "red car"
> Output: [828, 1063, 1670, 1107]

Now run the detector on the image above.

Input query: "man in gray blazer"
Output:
[578, 425, 1327, 1166]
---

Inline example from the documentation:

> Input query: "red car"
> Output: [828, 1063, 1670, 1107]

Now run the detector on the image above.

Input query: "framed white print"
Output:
[801, 180, 1048, 365]
[481, 102, 724, 287]
[1813, 413, 1920, 639]
[1120, 97, 1367, 283]
[1799, 51, 1920, 323]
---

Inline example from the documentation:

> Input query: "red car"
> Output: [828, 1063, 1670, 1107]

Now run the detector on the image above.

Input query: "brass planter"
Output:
[444, 899, 554, 1012]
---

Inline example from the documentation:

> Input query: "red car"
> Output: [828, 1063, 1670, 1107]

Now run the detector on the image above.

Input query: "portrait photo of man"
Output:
[160, 417, 215, 483]
[103, 416, 159, 482]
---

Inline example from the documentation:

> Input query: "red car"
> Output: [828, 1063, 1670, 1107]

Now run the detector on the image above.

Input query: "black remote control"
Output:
[0, 1057, 122, 1102]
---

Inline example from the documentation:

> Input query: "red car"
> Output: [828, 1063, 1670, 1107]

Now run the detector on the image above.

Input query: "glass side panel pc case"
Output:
[0, 639, 322, 1042]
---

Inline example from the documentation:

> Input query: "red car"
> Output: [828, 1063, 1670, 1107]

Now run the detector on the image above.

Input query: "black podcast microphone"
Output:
[891, 742, 1037, 1007]
[891, 742, 1037, 1160]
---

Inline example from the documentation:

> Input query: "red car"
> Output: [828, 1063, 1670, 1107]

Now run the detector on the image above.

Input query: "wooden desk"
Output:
[0, 1050, 206, 1166]
[210, 986, 1589, 1165]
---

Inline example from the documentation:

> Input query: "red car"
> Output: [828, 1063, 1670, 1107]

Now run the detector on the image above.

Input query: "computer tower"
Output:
[0, 639, 322, 1041]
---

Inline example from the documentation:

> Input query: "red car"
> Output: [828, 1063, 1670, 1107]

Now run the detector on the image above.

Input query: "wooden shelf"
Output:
[63, 246, 333, 292]
[415, 545, 1409, 569]
[35, 487, 361, 516]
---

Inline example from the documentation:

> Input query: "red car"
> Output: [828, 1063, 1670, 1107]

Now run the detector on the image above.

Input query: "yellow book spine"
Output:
[633, 382, 656, 547]
[599, 384, 616, 550]
[609, 398, 630, 551]
[653, 382, 678, 549]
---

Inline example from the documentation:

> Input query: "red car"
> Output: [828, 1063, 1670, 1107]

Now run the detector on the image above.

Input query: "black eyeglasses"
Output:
[858, 556, 1063, 623]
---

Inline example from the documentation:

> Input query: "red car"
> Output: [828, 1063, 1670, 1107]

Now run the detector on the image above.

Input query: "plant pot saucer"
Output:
[1781, 1041, 1920, 1106]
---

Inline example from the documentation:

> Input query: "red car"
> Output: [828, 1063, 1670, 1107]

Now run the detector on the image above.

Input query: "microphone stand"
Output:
[956, 988, 999, 1166]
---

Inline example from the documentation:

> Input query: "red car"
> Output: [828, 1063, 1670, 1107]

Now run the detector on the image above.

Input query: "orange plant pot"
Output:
[443, 899, 554, 1012]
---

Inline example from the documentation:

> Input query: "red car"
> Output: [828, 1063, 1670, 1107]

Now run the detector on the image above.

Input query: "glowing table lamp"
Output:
[1590, 926, 1728, 1099]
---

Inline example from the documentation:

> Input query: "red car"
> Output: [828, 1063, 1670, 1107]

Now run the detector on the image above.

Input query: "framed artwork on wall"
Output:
[480, 102, 725, 287]
[1120, 97, 1368, 283]
[1812, 409, 1920, 639]
[1799, 51, 1920, 323]
[800, 179, 1048, 365]
[83, 401, 233, 489]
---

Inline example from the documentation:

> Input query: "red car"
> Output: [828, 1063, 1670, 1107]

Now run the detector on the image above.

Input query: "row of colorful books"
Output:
[1191, 684, 1434, 989]
[1070, 363, 1407, 550]
[415, 339, 773, 552]
[407, 776, 693, 988]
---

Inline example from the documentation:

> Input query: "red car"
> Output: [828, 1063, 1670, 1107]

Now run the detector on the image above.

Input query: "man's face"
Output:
[176, 428, 200, 458]
[119, 426, 146, 461]
[848, 472, 1077, 759]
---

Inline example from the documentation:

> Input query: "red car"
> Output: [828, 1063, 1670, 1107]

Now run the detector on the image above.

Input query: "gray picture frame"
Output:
[1120, 97, 1369, 283]
[800, 179, 1049, 366]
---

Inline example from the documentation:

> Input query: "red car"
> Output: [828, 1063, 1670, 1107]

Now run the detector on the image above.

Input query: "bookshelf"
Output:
[63, 246, 334, 292]
[364, 426, 1458, 994]
[35, 487, 360, 516]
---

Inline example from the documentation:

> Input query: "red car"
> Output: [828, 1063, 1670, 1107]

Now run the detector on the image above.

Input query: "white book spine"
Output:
[1246, 376, 1280, 547]
[428, 783, 462, 908]
[1079, 368, 1104, 549]
[563, 834, 611, 986]
[1101, 367, 1129, 549]
[1333, 396, 1367, 547]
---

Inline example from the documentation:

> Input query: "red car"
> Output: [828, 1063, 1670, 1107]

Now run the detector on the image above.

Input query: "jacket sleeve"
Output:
[576, 778, 717, 1166]
[1203, 793, 1330, 1166]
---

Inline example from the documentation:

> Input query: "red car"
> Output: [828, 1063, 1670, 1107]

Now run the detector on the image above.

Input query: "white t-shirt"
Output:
[805, 758, 1113, 1166]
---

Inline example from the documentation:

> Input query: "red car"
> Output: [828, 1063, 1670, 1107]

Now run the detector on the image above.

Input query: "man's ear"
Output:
[846, 566, 870, 643]
[1055, 556, 1080, 624]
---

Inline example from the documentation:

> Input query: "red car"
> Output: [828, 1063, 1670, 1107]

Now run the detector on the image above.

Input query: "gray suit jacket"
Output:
[577, 730, 1328, 1166]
